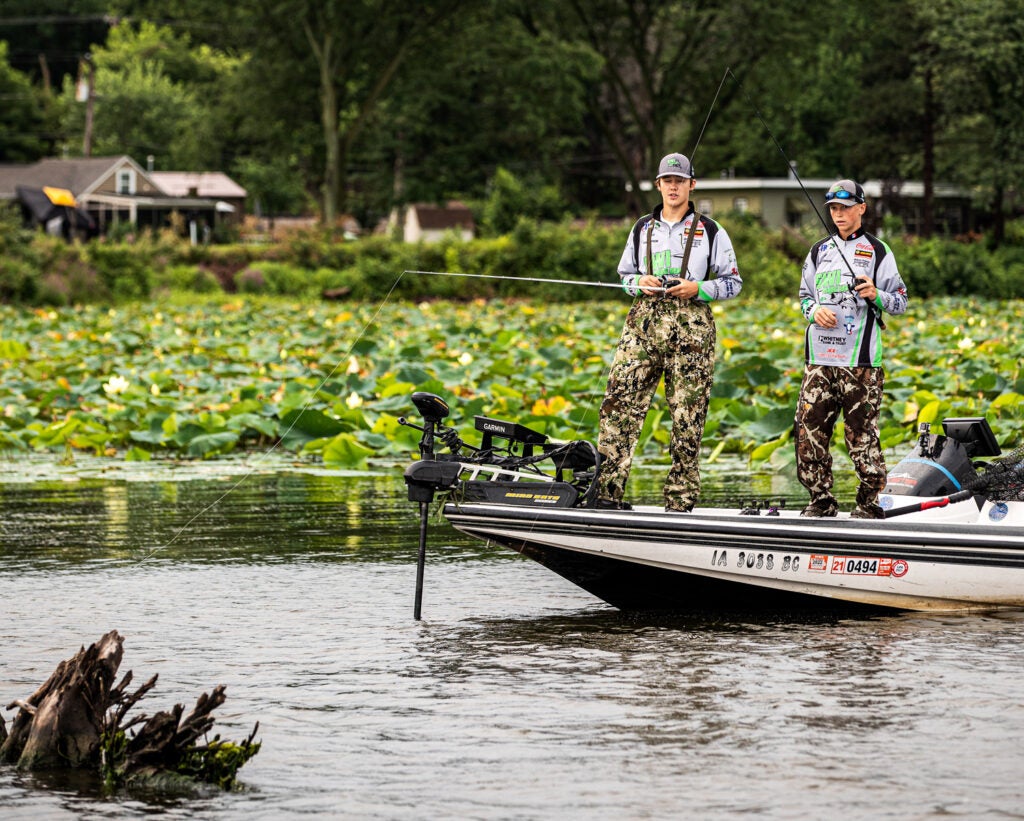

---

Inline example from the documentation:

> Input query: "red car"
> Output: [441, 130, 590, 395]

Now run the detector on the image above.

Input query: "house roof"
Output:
[411, 201, 474, 230]
[0, 156, 151, 198]
[0, 156, 247, 202]
[44, 157, 137, 195]
[149, 171, 247, 199]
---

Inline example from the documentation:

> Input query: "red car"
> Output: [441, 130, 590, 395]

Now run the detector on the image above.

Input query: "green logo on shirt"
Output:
[815, 268, 844, 294]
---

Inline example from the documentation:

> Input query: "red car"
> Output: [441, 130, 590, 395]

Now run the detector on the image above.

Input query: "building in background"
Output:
[688, 176, 973, 235]
[391, 201, 475, 242]
[0, 156, 247, 242]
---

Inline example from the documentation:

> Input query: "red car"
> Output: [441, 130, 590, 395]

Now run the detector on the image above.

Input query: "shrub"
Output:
[155, 264, 223, 294]
[1, 209, 1022, 305]
[235, 261, 315, 296]
[86, 242, 153, 300]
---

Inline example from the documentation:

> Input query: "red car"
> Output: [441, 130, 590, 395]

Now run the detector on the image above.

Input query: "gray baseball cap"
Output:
[656, 153, 694, 180]
[825, 179, 865, 206]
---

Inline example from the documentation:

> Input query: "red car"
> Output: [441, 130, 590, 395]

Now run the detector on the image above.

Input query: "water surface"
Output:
[2, 466, 1023, 819]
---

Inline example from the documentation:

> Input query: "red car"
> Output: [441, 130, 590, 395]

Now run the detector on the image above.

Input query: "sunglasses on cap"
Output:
[825, 189, 863, 204]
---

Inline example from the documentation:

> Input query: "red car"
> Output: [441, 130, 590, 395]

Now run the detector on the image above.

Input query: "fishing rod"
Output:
[403, 269, 674, 292]
[724, 67, 886, 329]
[688, 66, 730, 169]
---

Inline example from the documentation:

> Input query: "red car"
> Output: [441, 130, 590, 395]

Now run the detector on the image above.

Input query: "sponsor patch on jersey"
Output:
[854, 248, 873, 258]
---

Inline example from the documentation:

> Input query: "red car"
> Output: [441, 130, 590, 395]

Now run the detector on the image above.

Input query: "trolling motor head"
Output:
[401, 392, 462, 504]
[397, 392, 451, 460]
[412, 391, 449, 427]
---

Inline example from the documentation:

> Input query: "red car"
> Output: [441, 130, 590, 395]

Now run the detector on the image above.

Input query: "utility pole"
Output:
[77, 55, 95, 157]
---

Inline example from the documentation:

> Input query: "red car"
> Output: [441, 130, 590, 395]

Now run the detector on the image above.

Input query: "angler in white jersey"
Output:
[795, 179, 909, 519]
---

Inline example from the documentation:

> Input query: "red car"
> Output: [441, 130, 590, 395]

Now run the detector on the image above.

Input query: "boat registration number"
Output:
[830, 556, 896, 576]
[711, 551, 802, 572]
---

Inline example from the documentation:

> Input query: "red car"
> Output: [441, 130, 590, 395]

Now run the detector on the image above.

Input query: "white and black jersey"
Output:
[799, 228, 908, 367]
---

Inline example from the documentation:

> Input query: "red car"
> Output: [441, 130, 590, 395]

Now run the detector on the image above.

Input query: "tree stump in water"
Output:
[0, 630, 259, 790]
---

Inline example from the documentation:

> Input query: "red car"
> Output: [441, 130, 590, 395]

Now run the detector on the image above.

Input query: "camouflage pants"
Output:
[794, 364, 886, 508]
[596, 297, 716, 509]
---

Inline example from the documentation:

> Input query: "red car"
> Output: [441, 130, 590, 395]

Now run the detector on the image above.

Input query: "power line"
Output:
[0, 15, 118, 26]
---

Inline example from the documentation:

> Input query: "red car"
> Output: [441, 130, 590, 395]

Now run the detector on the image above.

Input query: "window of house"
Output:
[697, 198, 713, 216]
[117, 168, 136, 195]
[733, 197, 749, 213]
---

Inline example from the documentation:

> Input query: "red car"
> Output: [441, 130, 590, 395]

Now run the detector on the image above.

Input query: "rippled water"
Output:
[2, 465, 1024, 819]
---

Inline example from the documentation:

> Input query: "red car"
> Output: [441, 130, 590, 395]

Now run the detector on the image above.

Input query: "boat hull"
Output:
[444, 503, 1024, 613]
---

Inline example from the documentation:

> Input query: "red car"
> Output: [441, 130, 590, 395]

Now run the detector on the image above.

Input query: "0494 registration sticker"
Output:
[830, 556, 900, 576]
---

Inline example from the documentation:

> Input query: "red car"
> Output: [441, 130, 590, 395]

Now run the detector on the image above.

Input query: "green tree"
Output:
[355, 2, 598, 224]
[57, 20, 244, 169]
[918, 0, 1024, 245]
[0, 0, 111, 88]
[233, 155, 309, 223]
[477, 167, 566, 236]
[208, 0, 466, 227]
[0, 41, 49, 161]
[510, 0, 817, 216]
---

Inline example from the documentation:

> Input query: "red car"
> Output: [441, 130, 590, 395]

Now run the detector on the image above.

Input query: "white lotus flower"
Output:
[103, 375, 130, 395]
[346, 392, 363, 409]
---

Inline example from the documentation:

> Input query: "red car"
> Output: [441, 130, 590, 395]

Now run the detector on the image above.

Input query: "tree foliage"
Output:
[0, 42, 49, 161]
[5, 0, 1020, 236]
[917, 0, 1024, 242]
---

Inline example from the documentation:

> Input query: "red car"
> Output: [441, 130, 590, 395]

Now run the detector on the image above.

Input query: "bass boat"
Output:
[401, 392, 1024, 616]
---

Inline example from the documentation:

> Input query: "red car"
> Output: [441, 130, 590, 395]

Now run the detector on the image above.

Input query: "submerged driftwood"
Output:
[0, 631, 259, 790]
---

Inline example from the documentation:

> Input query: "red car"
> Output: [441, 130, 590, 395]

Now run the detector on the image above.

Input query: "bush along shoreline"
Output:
[2, 210, 1024, 306]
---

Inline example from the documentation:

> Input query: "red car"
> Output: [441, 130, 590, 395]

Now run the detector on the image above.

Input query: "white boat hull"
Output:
[444, 500, 1024, 613]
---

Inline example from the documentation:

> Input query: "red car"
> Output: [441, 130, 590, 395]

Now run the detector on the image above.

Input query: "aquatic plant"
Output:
[0, 296, 1021, 471]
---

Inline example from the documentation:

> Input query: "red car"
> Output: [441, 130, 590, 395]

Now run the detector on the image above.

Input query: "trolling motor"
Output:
[399, 392, 462, 621]
[399, 391, 602, 618]
[400, 392, 464, 503]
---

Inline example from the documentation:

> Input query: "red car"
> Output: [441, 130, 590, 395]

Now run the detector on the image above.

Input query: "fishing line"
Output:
[138, 63, 737, 565]
[724, 67, 886, 328]
[130, 272, 410, 566]
[405, 269, 653, 291]
[404, 69, 735, 455]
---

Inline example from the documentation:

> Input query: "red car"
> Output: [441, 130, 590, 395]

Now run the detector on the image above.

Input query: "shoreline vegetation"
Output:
[2, 213, 1024, 306]
[2, 295, 1022, 476]
[1, 215, 1022, 476]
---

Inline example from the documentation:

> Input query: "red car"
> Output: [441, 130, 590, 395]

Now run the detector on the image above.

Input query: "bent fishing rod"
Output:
[724, 67, 886, 329]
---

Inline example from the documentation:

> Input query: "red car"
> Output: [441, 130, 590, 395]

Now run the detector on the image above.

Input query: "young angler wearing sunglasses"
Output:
[795, 179, 909, 519]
